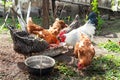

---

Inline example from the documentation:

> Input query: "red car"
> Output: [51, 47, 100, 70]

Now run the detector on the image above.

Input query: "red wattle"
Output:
[58, 30, 66, 42]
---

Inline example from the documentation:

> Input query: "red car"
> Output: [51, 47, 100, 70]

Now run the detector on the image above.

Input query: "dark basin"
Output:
[24, 55, 55, 75]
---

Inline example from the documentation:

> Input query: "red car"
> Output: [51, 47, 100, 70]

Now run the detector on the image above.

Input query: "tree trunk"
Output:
[51, 0, 56, 19]
[14, 0, 18, 6]
[3, 0, 6, 18]
[42, 0, 49, 29]
[52, 0, 55, 16]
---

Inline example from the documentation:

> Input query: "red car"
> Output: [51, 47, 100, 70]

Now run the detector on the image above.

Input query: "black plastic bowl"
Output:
[24, 55, 55, 75]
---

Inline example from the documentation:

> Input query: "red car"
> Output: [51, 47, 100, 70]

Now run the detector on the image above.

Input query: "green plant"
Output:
[95, 15, 104, 35]
[98, 40, 120, 53]
[91, 0, 104, 32]
[91, 0, 99, 14]
[97, 15, 104, 30]
[1, 0, 13, 7]
[16, 23, 21, 29]
[56, 63, 76, 76]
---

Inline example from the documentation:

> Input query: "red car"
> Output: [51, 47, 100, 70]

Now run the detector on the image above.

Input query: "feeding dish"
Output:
[24, 55, 55, 75]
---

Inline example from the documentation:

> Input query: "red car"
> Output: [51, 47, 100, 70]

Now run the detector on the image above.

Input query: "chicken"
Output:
[27, 17, 44, 33]
[58, 20, 96, 46]
[74, 33, 95, 70]
[48, 18, 68, 36]
[58, 12, 97, 39]
[26, 17, 60, 45]
[32, 30, 59, 45]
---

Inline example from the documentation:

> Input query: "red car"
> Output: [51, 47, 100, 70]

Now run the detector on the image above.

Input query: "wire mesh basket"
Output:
[7, 25, 49, 54]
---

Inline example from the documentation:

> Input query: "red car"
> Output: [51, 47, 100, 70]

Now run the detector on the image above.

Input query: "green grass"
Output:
[55, 62, 77, 77]
[98, 40, 120, 53]
[87, 54, 120, 79]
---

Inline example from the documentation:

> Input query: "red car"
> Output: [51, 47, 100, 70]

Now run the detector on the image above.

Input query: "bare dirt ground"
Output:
[0, 19, 120, 80]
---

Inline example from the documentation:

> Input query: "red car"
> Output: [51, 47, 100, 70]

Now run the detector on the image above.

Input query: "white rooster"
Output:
[58, 20, 96, 46]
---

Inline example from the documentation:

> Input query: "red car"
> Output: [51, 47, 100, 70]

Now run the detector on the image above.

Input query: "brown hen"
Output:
[26, 17, 62, 45]
[74, 33, 95, 70]
[48, 18, 68, 36]
[27, 17, 44, 33]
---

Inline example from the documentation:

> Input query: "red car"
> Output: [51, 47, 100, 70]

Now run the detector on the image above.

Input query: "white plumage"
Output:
[64, 20, 96, 46]
[79, 20, 96, 40]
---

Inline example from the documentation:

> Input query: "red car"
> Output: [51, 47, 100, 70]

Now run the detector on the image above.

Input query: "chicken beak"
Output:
[77, 63, 84, 70]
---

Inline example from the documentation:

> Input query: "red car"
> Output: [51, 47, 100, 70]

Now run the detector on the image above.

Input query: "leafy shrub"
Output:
[91, 0, 99, 14]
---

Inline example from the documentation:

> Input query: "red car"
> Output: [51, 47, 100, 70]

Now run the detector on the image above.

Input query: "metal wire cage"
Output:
[6, 25, 49, 54]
